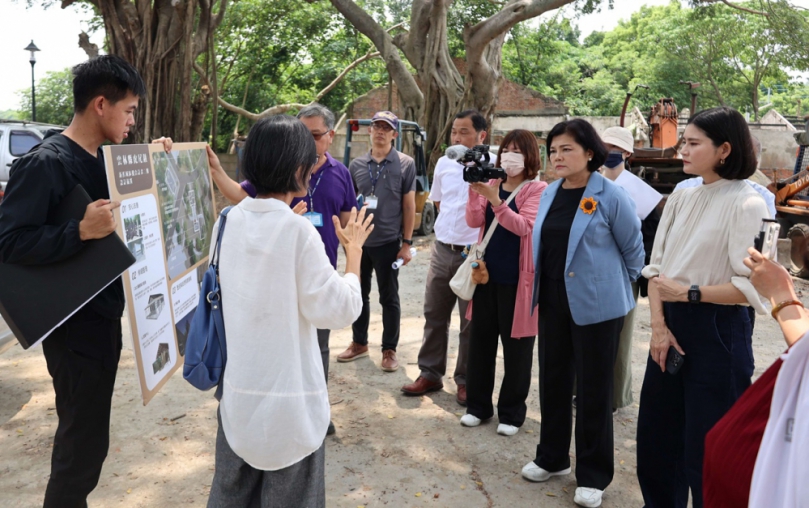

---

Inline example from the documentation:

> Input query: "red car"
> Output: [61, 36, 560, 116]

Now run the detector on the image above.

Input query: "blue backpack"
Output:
[183, 206, 232, 399]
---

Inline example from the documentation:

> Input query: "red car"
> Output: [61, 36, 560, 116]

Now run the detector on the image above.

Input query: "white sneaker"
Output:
[574, 487, 603, 507]
[520, 461, 571, 482]
[460, 414, 482, 427]
[497, 423, 519, 436]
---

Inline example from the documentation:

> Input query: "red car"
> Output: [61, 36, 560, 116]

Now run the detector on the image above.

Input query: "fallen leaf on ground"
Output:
[545, 492, 557, 497]
[415, 492, 422, 497]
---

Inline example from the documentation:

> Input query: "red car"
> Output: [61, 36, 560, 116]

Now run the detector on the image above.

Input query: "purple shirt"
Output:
[240, 152, 357, 268]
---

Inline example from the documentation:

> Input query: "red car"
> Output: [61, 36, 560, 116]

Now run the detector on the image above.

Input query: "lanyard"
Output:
[367, 159, 388, 196]
[308, 168, 326, 212]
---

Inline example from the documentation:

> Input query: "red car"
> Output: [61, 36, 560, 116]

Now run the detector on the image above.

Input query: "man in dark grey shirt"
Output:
[337, 111, 416, 372]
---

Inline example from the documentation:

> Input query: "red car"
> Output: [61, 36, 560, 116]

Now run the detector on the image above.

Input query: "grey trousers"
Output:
[417, 241, 471, 385]
[613, 282, 638, 409]
[208, 411, 326, 508]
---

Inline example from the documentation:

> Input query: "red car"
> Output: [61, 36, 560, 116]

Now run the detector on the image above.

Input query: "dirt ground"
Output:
[0, 233, 800, 508]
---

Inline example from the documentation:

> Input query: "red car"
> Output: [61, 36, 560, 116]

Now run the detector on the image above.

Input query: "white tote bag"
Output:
[450, 181, 528, 300]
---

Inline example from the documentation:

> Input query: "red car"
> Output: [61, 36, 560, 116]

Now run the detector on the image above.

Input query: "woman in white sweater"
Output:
[206, 115, 373, 507]
[636, 107, 769, 508]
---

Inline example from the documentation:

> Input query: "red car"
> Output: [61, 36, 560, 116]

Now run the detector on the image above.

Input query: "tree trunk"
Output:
[64, 0, 227, 143]
[331, 0, 573, 173]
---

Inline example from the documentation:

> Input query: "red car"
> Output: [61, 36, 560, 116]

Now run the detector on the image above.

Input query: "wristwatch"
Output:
[688, 285, 701, 304]
[402, 238, 413, 245]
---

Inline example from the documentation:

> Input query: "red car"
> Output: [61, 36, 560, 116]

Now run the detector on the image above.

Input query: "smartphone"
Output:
[666, 346, 684, 375]
[753, 219, 780, 260]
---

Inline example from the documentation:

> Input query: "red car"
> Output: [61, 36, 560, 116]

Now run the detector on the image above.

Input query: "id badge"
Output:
[304, 212, 324, 227]
[365, 195, 379, 210]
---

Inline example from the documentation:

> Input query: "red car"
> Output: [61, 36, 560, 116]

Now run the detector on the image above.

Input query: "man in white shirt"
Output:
[401, 110, 488, 406]
[674, 136, 776, 218]
[601, 126, 663, 411]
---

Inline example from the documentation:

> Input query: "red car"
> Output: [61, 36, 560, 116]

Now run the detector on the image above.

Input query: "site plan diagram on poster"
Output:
[103, 142, 214, 405]
[153, 148, 215, 279]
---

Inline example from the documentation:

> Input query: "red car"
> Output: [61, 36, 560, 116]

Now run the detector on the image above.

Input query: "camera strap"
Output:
[477, 180, 529, 255]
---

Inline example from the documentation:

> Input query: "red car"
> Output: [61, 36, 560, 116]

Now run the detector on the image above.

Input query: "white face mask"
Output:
[500, 152, 525, 177]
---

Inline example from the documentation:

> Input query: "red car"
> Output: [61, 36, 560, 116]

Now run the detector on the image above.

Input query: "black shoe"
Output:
[327, 421, 336, 436]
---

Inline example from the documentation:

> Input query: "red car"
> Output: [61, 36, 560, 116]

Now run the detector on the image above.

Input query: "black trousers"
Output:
[636, 303, 753, 508]
[466, 282, 535, 426]
[317, 329, 330, 382]
[534, 277, 623, 491]
[352, 240, 401, 351]
[41, 311, 122, 508]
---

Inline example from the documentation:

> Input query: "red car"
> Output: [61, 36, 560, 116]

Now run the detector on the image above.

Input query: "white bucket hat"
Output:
[601, 126, 634, 154]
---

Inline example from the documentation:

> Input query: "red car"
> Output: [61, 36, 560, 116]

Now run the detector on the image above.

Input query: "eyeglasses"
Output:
[310, 130, 331, 141]
[371, 123, 395, 132]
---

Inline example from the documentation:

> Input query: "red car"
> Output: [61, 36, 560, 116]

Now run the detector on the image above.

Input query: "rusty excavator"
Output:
[618, 81, 702, 196]
[771, 121, 809, 277]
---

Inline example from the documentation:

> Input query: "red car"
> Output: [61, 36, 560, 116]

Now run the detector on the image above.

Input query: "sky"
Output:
[1, 0, 808, 112]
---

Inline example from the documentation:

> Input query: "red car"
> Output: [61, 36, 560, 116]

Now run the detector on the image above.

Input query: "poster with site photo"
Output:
[103, 142, 215, 405]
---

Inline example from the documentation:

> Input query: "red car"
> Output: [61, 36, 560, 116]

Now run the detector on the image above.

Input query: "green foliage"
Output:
[207, 0, 390, 148]
[0, 110, 23, 120]
[501, 0, 809, 118]
[16, 68, 73, 126]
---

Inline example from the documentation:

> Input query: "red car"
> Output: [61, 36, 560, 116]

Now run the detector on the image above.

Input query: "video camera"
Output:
[446, 145, 506, 183]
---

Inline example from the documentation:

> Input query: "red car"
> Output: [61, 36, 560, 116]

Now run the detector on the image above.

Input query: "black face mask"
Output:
[604, 152, 624, 169]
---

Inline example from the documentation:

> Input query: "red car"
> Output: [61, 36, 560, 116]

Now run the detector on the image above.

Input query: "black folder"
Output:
[0, 185, 136, 349]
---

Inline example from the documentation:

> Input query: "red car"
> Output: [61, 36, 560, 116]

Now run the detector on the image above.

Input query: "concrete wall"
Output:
[751, 127, 799, 179]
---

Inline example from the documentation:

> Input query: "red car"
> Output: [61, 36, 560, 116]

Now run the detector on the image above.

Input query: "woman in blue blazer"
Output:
[520, 119, 644, 508]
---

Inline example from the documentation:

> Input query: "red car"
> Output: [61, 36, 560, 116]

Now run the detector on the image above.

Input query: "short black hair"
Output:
[72, 55, 146, 113]
[241, 115, 318, 195]
[455, 109, 487, 133]
[688, 107, 757, 180]
[546, 119, 607, 172]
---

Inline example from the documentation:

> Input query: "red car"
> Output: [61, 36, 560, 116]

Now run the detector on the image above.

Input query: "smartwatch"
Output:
[688, 285, 701, 304]
[402, 238, 413, 245]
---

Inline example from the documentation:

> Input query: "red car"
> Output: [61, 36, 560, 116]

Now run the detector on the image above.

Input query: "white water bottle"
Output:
[392, 247, 417, 269]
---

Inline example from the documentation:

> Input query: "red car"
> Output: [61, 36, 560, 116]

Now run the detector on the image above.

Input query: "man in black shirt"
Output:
[0, 55, 146, 507]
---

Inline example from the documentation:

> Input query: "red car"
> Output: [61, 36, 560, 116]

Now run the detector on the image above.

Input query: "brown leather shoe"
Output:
[456, 385, 467, 406]
[381, 349, 399, 372]
[401, 376, 443, 396]
[336, 342, 369, 362]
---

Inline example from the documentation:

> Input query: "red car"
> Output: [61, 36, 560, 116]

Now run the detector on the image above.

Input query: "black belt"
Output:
[437, 240, 467, 252]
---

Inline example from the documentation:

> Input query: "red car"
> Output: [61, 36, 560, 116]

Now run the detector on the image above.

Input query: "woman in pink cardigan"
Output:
[460, 129, 547, 437]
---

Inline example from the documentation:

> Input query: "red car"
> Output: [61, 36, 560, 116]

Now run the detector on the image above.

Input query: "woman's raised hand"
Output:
[292, 201, 308, 216]
[333, 206, 374, 251]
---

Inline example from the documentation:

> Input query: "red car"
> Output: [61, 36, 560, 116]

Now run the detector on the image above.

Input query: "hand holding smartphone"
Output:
[666, 346, 684, 374]
[753, 219, 780, 260]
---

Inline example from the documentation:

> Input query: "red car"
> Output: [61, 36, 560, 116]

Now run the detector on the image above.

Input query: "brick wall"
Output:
[349, 85, 403, 121]
[346, 60, 566, 123]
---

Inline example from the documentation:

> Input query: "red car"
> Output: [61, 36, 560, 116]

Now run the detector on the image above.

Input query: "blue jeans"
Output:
[636, 302, 753, 508]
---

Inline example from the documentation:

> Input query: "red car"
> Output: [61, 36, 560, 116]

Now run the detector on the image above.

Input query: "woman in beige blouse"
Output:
[635, 107, 769, 508]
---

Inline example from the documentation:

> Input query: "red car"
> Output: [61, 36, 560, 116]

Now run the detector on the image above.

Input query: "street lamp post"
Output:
[24, 40, 40, 122]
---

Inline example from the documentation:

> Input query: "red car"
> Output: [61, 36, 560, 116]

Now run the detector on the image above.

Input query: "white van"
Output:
[0, 121, 48, 198]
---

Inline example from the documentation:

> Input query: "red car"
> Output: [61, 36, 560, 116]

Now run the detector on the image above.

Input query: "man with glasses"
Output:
[337, 111, 416, 373]
[208, 104, 357, 436]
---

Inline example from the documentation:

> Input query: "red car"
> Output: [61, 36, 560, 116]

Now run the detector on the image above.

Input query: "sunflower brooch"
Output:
[579, 197, 597, 215]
